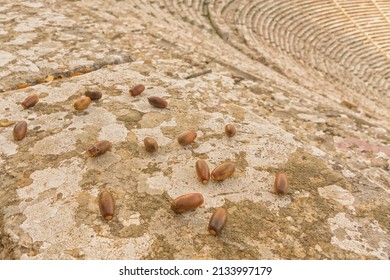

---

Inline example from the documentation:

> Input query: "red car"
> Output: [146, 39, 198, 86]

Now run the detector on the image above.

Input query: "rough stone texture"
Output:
[0, 0, 389, 260]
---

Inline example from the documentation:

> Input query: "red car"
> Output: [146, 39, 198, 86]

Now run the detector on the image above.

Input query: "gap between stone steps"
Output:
[1, 55, 133, 93]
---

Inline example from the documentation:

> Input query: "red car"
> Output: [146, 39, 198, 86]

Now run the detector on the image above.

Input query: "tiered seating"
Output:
[131, 0, 390, 99]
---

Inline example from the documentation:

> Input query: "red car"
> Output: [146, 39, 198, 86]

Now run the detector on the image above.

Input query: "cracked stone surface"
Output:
[0, 0, 389, 260]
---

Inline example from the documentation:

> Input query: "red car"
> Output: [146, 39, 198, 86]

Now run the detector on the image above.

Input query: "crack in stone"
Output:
[1, 56, 133, 93]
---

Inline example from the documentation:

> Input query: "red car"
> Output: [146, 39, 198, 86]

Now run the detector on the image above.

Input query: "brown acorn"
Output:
[273, 172, 288, 195]
[13, 121, 28, 140]
[211, 162, 236, 181]
[84, 90, 102, 100]
[170, 193, 204, 214]
[98, 191, 115, 220]
[87, 140, 112, 157]
[70, 72, 83, 77]
[17, 83, 30, 89]
[21, 94, 39, 109]
[0, 120, 16, 127]
[208, 208, 227, 236]
[147, 96, 168, 109]
[144, 137, 158, 153]
[129, 84, 145, 96]
[225, 123, 236, 137]
[195, 159, 210, 184]
[74, 96, 91, 110]
[177, 130, 197, 146]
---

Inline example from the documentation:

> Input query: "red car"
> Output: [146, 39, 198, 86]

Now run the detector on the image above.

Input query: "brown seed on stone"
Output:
[74, 96, 91, 110]
[87, 140, 112, 157]
[170, 193, 204, 214]
[83, 67, 93, 73]
[273, 172, 288, 195]
[211, 162, 236, 181]
[208, 208, 227, 236]
[17, 83, 30, 89]
[44, 75, 55, 82]
[0, 120, 16, 127]
[70, 72, 83, 77]
[98, 191, 115, 220]
[13, 121, 27, 140]
[144, 137, 158, 153]
[84, 90, 102, 100]
[147, 96, 168, 108]
[195, 159, 210, 184]
[129, 84, 145, 96]
[21, 94, 39, 109]
[225, 123, 236, 137]
[177, 130, 197, 146]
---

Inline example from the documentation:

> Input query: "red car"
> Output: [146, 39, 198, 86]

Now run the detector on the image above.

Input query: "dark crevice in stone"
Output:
[1, 55, 133, 93]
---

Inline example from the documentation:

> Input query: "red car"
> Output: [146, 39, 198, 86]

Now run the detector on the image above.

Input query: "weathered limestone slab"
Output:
[1, 0, 389, 260]
[0, 1, 134, 92]
[0, 60, 297, 259]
